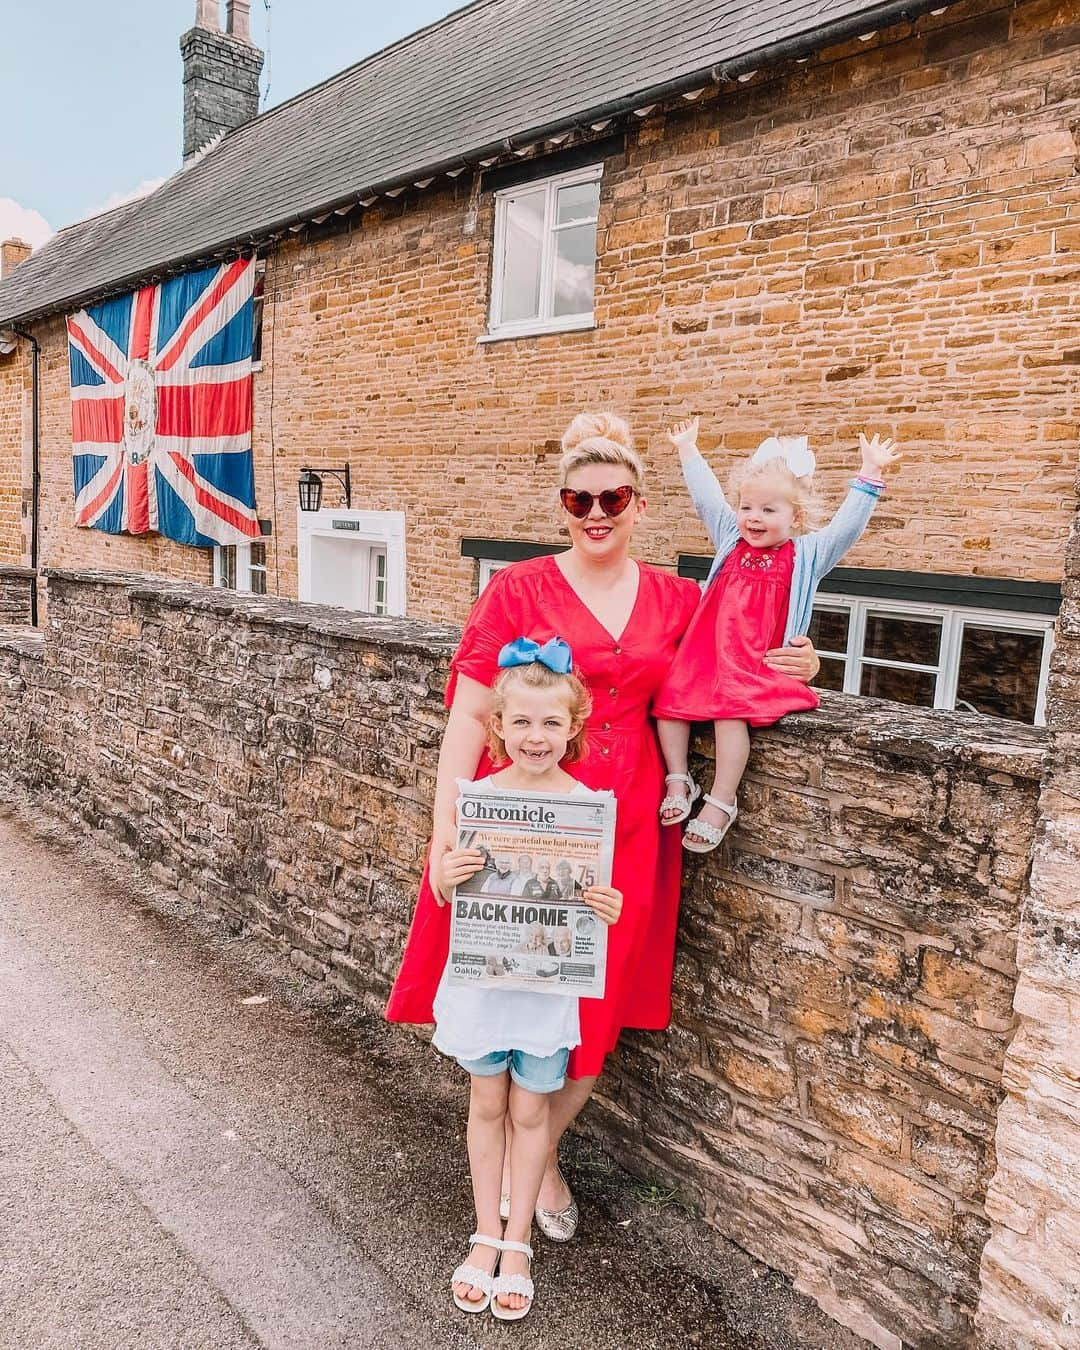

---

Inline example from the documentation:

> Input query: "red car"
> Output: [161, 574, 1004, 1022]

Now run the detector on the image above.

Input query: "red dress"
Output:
[385, 556, 702, 1078]
[653, 540, 820, 726]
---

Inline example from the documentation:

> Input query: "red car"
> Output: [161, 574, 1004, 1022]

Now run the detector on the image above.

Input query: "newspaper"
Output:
[447, 781, 617, 999]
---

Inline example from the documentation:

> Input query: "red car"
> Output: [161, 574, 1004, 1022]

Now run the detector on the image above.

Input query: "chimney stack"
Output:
[0, 239, 31, 279]
[180, 0, 264, 161]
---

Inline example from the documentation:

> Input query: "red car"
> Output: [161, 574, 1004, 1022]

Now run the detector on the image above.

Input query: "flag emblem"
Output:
[67, 257, 260, 547]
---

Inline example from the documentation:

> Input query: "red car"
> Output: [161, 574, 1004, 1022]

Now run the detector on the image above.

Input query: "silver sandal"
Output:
[683, 794, 738, 853]
[534, 1165, 579, 1241]
[659, 772, 701, 826]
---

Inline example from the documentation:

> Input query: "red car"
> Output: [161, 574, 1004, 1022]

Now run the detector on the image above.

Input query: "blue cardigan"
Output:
[682, 451, 884, 645]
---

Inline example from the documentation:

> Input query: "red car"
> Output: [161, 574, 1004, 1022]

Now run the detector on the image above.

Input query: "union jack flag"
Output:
[67, 257, 260, 547]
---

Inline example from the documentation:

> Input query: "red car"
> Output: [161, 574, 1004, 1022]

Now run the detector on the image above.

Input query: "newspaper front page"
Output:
[448, 782, 617, 998]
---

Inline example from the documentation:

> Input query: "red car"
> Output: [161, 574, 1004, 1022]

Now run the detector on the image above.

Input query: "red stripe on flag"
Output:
[72, 396, 124, 445]
[155, 259, 250, 373]
[130, 286, 156, 363]
[168, 453, 259, 537]
[77, 459, 125, 526]
[126, 461, 150, 535]
[67, 318, 123, 385]
[156, 376, 252, 438]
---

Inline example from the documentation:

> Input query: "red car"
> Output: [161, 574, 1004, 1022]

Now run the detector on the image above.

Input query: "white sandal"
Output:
[490, 1239, 534, 1322]
[659, 773, 701, 826]
[683, 794, 738, 853]
[451, 1233, 503, 1314]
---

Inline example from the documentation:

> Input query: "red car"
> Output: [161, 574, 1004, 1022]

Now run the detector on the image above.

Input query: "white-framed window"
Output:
[478, 557, 509, 592]
[807, 595, 1055, 726]
[213, 540, 268, 595]
[296, 508, 405, 616]
[251, 258, 267, 368]
[484, 163, 602, 341]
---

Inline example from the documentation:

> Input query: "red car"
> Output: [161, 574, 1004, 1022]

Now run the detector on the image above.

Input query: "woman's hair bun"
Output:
[561, 411, 633, 453]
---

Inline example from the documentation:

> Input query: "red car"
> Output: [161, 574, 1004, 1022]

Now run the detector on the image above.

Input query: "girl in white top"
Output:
[433, 637, 622, 1322]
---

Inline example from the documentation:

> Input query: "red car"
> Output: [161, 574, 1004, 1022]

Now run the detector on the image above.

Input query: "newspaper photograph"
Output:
[447, 783, 617, 999]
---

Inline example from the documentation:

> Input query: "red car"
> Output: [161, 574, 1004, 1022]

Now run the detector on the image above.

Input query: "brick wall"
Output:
[977, 462, 1080, 1349]
[1, 0, 1078, 624]
[0, 566, 1048, 1349]
[0, 345, 28, 565]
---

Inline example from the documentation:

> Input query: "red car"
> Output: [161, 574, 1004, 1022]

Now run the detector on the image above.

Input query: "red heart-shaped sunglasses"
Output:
[559, 485, 637, 519]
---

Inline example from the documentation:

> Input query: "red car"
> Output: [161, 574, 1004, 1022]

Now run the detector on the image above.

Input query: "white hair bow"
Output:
[750, 435, 816, 479]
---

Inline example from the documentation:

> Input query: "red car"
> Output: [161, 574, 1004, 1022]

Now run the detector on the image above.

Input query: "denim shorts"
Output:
[456, 1047, 570, 1094]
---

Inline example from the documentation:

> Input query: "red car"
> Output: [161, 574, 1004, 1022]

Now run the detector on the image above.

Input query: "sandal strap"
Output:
[664, 773, 694, 787]
[499, 1239, 533, 1258]
[451, 1263, 495, 1293]
[493, 1273, 535, 1298]
[468, 1232, 505, 1250]
[702, 794, 737, 815]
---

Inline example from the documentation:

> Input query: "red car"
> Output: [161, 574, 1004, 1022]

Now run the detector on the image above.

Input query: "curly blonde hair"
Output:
[728, 458, 825, 534]
[486, 662, 592, 766]
[559, 412, 646, 494]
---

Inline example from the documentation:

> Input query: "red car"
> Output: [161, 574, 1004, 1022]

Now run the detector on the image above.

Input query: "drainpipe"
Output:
[12, 328, 40, 626]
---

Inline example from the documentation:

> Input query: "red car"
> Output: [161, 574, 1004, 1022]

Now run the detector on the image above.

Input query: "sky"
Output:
[0, 1, 465, 247]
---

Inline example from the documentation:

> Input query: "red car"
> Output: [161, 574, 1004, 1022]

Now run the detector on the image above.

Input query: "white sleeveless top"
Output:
[432, 777, 599, 1061]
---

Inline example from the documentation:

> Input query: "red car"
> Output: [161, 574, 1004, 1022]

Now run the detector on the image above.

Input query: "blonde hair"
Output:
[559, 411, 646, 494]
[728, 457, 825, 534]
[486, 662, 592, 765]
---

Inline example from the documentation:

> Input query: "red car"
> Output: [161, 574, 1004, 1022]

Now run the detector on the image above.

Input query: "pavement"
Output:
[0, 802, 866, 1350]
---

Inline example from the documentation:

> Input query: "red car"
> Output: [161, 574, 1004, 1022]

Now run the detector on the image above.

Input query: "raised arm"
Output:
[809, 433, 901, 577]
[667, 417, 740, 554]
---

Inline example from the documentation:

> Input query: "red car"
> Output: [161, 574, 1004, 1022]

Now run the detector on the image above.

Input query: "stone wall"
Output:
[0, 566, 1049, 1349]
[977, 466, 1080, 1349]
[0, 565, 35, 624]
[2, 0, 1078, 622]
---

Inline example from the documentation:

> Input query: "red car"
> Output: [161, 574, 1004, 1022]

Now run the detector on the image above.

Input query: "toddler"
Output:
[654, 418, 900, 851]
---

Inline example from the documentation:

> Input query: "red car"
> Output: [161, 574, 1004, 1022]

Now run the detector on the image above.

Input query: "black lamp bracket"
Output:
[300, 464, 352, 509]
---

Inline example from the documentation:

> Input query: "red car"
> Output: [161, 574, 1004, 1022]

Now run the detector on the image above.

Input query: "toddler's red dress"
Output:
[385, 555, 701, 1079]
[652, 540, 820, 725]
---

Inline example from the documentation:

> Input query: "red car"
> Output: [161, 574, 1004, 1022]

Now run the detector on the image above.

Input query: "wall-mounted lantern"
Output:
[298, 464, 352, 512]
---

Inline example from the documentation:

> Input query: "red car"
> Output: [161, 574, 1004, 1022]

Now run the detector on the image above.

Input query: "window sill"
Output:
[477, 317, 598, 345]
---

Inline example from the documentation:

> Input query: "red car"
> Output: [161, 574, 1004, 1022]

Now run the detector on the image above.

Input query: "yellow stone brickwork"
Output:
[1, 0, 1078, 625]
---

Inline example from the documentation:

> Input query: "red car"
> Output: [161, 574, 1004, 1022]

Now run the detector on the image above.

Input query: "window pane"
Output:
[556, 180, 600, 225]
[553, 221, 597, 317]
[251, 266, 266, 363]
[370, 548, 388, 615]
[499, 191, 545, 323]
[217, 546, 236, 589]
[813, 656, 846, 692]
[864, 612, 941, 667]
[860, 664, 937, 705]
[808, 607, 850, 655]
[956, 626, 1043, 723]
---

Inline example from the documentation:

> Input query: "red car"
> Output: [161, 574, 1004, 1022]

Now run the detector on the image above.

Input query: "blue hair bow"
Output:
[497, 636, 574, 675]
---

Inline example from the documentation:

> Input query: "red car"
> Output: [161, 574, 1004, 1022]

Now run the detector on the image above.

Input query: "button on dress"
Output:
[386, 555, 702, 1078]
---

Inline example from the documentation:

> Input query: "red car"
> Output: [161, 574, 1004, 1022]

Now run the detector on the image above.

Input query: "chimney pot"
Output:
[195, 0, 221, 30]
[226, 1, 252, 43]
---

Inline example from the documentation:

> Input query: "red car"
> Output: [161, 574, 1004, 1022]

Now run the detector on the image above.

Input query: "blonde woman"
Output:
[386, 412, 820, 1238]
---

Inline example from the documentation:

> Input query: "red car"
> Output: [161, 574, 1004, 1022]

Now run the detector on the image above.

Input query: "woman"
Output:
[386, 411, 818, 1233]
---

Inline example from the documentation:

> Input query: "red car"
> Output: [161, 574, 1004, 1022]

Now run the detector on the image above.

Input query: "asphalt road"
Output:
[0, 803, 865, 1350]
